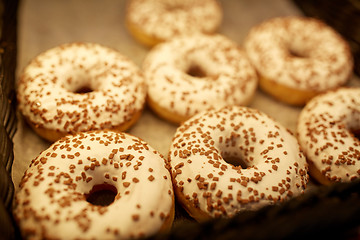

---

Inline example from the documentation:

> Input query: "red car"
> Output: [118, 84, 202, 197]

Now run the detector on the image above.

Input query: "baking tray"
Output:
[2, 0, 360, 239]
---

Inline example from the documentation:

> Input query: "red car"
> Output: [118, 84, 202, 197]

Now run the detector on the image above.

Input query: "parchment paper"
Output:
[12, 0, 360, 200]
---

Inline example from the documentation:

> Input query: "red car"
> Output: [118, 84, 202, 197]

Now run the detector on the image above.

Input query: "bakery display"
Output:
[143, 34, 257, 124]
[297, 87, 360, 184]
[3, 0, 359, 239]
[16, 42, 146, 142]
[168, 106, 308, 221]
[13, 130, 174, 239]
[244, 16, 353, 106]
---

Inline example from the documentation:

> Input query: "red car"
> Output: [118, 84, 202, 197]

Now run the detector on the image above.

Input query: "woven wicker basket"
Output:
[0, 0, 18, 239]
[1, 0, 360, 239]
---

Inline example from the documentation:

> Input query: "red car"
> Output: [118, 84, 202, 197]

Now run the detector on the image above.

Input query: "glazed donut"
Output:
[17, 42, 146, 142]
[14, 130, 174, 239]
[297, 87, 360, 185]
[168, 105, 308, 221]
[244, 16, 353, 106]
[143, 34, 258, 124]
[125, 0, 222, 47]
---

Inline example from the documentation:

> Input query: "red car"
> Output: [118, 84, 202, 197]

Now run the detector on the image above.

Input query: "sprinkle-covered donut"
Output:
[126, 0, 222, 47]
[14, 130, 174, 239]
[143, 34, 258, 124]
[168, 105, 308, 221]
[297, 87, 360, 185]
[17, 42, 146, 142]
[244, 16, 353, 106]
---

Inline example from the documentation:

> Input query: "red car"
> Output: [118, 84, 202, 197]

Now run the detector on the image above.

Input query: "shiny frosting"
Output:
[168, 106, 308, 219]
[297, 87, 360, 182]
[244, 16, 353, 91]
[17, 42, 146, 135]
[143, 34, 258, 120]
[14, 130, 174, 239]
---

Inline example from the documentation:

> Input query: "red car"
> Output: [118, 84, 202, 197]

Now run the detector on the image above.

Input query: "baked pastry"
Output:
[143, 34, 257, 124]
[126, 0, 222, 47]
[168, 105, 308, 221]
[297, 87, 360, 184]
[17, 42, 146, 142]
[244, 16, 353, 106]
[14, 130, 175, 239]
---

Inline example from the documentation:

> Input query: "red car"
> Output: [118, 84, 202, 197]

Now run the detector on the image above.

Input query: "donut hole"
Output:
[162, 1, 189, 11]
[74, 85, 94, 94]
[64, 75, 96, 94]
[351, 129, 360, 140]
[288, 48, 308, 59]
[186, 64, 207, 78]
[85, 183, 118, 206]
[223, 155, 248, 169]
[287, 42, 310, 59]
[164, 3, 185, 11]
[348, 114, 360, 140]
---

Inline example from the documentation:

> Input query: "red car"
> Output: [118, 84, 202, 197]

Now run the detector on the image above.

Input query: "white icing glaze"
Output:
[17, 42, 146, 135]
[168, 106, 308, 220]
[14, 130, 174, 239]
[143, 34, 258, 120]
[126, 0, 222, 42]
[244, 16, 353, 91]
[297, 87, 360, 182]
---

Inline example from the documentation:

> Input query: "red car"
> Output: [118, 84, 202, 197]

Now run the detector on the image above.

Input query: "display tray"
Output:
[1, 0, 359, 239]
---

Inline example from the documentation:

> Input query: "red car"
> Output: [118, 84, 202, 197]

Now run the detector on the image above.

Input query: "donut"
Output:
[244, 16, 353, 106]
[13, 130, 174, 239]
[125, 0, 222, 47]
[168, 105, 308, 221]
[143, 34, 258, 124]
[297, 87, 360, 185]
[17, 42, 146, 142]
